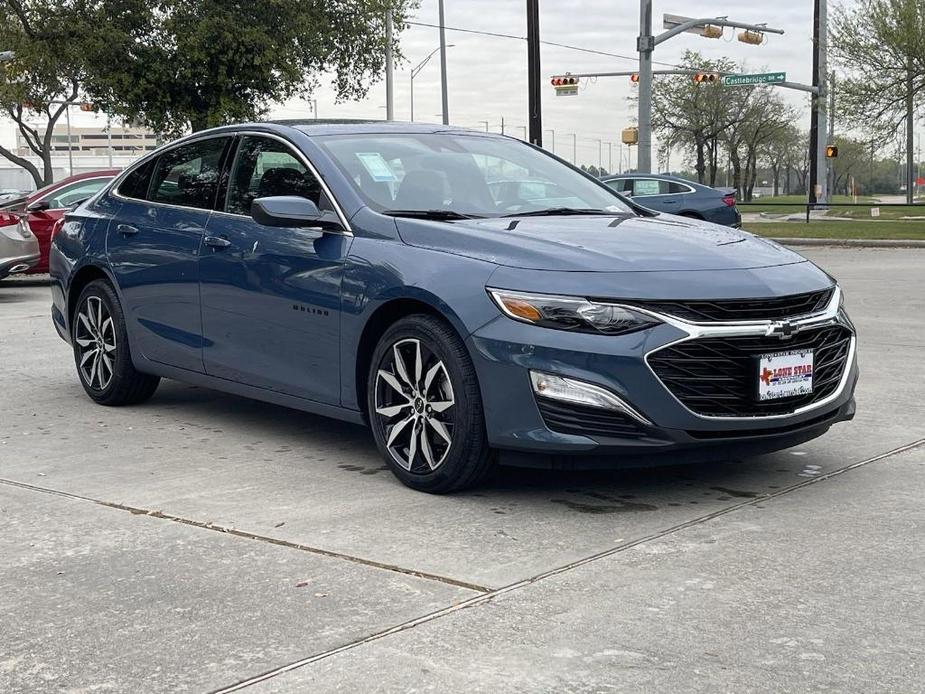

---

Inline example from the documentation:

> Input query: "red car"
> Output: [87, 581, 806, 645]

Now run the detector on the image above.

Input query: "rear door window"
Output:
[148, 137, 230, 210]
[44, 178, 111, 209]
[632, 179, 666, 196]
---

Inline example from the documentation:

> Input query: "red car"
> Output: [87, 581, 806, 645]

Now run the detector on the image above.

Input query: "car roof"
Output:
[181, 119, 499, 140]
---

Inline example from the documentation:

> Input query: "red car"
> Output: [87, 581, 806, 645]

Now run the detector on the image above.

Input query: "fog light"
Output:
[529, 371, 651, 425]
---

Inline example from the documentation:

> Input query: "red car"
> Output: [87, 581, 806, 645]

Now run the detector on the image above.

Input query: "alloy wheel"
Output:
[74, 296, 116, 391]
[374, 338, 456, 473]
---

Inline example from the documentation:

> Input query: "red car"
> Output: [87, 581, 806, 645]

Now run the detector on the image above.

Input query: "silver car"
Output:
[0, 213, 39, 279]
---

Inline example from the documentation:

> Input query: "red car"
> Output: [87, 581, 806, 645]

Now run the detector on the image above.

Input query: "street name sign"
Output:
[722, 72, 786, 87]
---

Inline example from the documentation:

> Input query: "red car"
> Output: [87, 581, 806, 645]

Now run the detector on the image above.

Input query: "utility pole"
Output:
[385, 9, 394, 121]
[500, 116, 505, 135]
[572, 133, 577, 164]
[526, 0, 543, 147]
[906, 55, 914, 204]
[827, 74, 835, 196]
[808, 0, 828, 207]
[544, 128, 555, 154]
[606, 141, 612, 173]
[438, 0, 449, 125]
[597, 139, 603, 173]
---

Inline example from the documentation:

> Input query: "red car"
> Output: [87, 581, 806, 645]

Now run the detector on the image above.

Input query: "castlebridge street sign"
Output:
[722, 72, 786, 87]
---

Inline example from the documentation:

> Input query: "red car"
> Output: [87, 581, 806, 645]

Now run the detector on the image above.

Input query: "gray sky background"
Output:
[8, 0, 912, 171]
[274, 0, 824, 170]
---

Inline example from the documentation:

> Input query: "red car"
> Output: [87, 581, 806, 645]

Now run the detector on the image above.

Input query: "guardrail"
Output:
[736, 200, 924, 223]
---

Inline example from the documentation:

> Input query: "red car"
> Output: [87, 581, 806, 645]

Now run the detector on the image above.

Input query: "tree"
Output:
[831, 0, 925, 202]
[82, 0, 418, 137]
[0, 1, 91, 187]
[721, 89, 796, 200]
[652, 52, 748, 185]
[760, 125, 804, 196]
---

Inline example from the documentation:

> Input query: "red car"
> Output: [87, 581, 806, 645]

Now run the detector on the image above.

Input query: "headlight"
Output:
[488, 288, 661, 335]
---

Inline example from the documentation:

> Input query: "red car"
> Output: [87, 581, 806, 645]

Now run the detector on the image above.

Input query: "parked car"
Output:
[50, 123, 857, 493]
[602, 173, 740, 227]
[0, 170, 119, 274]
[0, 210, 39, 279]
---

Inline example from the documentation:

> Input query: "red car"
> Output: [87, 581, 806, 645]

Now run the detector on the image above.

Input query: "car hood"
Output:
[395, 213, 804, 272]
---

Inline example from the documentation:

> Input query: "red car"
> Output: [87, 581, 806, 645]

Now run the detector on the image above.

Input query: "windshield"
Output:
[315, 132, 633, 218]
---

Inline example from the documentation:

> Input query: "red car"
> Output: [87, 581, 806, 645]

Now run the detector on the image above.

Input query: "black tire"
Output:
[680, 211, 704, 220]
[367, 314, 493, 493]
[72, 279, 160, 406]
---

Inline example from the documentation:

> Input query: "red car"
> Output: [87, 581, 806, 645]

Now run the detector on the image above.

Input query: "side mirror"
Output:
[26, 199, 51, 213]
[251, 196, 343, 231]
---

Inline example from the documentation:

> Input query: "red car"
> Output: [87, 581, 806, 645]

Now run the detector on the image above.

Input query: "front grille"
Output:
[648, 325, 853, 417]
[629, 288, 834, 323]
[536, 398, 649, 439]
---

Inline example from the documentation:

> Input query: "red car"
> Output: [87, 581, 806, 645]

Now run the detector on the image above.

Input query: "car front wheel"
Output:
[72, 279, 160, 406]
[368, 314, 493, 493]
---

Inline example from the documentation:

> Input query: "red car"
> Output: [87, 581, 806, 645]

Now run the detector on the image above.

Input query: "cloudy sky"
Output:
[276, 0, 825, 169]
[9, 0, 903, 170]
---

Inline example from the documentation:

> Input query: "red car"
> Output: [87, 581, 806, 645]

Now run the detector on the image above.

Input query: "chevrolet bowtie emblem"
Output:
[766, 320, 797, 340]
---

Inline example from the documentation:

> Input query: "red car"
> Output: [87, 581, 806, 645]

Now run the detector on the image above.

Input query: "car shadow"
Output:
[146, 381, 804, 514]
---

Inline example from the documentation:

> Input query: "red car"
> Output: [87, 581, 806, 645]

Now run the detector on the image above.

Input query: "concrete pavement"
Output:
[1, 248, 923, 692]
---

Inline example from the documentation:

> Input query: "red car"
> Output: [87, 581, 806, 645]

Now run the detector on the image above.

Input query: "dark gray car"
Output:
[603, 173, 740, 227]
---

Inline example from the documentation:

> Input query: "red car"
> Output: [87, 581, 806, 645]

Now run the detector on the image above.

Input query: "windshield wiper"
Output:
[499, 207, 618, 218]
[381, 209, 482, 220]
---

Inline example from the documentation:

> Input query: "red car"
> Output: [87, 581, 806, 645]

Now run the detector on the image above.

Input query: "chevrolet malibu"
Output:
[50, 122, 858, 493]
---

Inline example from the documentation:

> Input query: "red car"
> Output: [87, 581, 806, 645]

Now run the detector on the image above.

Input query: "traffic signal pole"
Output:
[635, 6, 784, 173]
[637, 0, 654, 173]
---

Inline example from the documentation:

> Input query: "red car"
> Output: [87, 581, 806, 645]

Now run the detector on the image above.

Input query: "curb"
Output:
[768, 237, 925, 249]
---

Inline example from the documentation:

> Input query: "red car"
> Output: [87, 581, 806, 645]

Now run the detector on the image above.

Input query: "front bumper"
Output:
[467, 293, 857, 466]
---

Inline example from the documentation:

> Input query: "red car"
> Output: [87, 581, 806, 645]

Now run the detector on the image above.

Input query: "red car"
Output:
[0, 169, 119, 273]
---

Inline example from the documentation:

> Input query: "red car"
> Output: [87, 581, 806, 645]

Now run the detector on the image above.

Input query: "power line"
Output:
[405, 20, 684, 69]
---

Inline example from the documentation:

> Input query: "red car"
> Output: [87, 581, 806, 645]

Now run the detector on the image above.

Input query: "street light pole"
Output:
[385, 10, 395, 120]
[410, 46, 452, 122]
[65, 104, 73, 177]
[438, 0, 449, 125]
[544, 128, 555, 154]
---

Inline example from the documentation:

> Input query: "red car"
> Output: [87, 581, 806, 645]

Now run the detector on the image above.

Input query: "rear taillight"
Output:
[50, 217, 66, 241]
[722, 194, 736, 208]
[0, 211, 19, 227]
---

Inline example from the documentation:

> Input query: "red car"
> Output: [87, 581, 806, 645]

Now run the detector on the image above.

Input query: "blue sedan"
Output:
[602, 173, 741, 227]
[50, 122, 857, 492]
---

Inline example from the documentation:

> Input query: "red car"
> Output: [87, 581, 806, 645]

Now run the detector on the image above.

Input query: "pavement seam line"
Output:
[0, 477, 491, 594]
[206, 435, 925, 693]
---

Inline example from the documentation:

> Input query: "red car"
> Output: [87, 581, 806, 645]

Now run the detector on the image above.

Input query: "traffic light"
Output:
[551, 75, 579, 97]
[79, 102, 96, 112]
[825, 145, 838, 158]
[550, 76, 578, 87]
[701, 25, 723, 39]
[630, 73, 639, 83]
[737, 30, 764, 45]
[692, 72, 720, 84]
[621, 127, 638, 145]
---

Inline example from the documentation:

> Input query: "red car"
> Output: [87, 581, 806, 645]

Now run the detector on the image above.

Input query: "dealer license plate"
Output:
[757, 349, 814, 401]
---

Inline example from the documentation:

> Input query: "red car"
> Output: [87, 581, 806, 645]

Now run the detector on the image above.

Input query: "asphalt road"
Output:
[1, 247, 923, 693]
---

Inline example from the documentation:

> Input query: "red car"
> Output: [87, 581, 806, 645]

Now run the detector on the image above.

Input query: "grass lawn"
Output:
[738, 195, 876, 215]
[825, 205, 925, 220]
[744, 220, 925, 240]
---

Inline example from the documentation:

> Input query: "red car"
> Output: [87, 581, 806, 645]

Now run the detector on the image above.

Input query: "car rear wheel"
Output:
[368, 314, 493, 493]
[73, 279, 160, 406]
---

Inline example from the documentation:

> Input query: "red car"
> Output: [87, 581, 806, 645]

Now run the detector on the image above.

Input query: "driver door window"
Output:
[226, 136, 329, 216]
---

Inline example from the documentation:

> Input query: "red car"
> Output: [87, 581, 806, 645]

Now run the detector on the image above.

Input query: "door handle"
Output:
[116, 224, 138, 236]
[203, 235, 231, 249]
